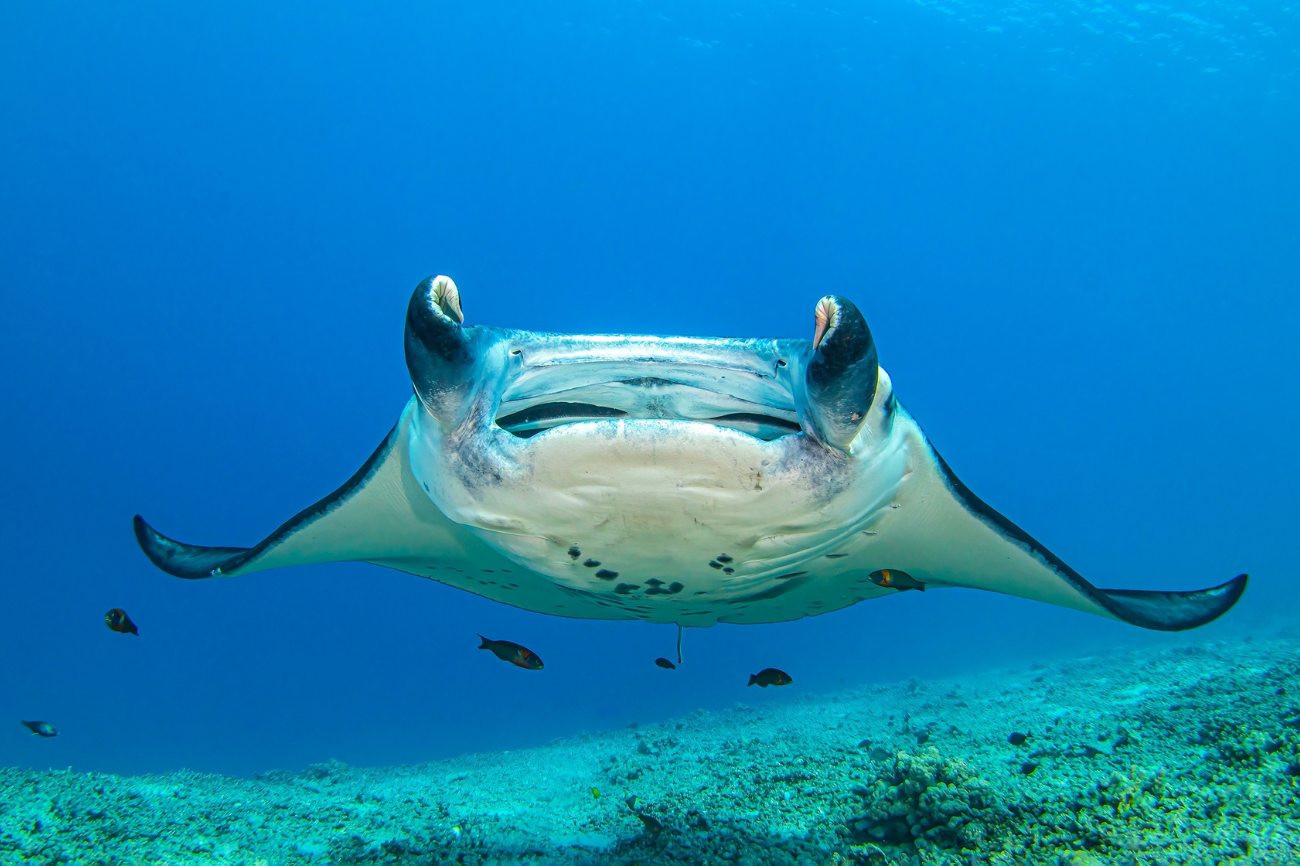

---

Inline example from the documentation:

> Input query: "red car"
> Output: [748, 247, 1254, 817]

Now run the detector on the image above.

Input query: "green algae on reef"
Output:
[5, 635, 1300, 864]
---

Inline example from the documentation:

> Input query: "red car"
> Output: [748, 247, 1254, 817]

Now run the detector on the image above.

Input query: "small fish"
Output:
[1008, 731, 1030, 746]
[22, 720, 57, 738]
[105, 608, 138, 636]
[654, 657, 676, 669]
[1020, 760, 1039, 775]
[591, 787, 600, 799]
[636, 812, 663, 833]
[747, 668, 793, 688]
[868, 569, 926, 592]
[624, 795, 638, 810]
[477, 635, 543, 669]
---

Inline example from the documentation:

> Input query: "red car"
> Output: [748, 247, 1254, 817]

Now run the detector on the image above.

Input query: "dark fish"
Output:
[1008, 731, 1030, 746]
[747, 668, 793, 688]
[1020, 761, 1039, 775]
[22, 720, 57, 738]
[105, 608, 138, 635]
[477, 635, 543, 669]
[868, 569, 926, 592]
[654, 657, 676, 669]
[636, 812, 663, 833]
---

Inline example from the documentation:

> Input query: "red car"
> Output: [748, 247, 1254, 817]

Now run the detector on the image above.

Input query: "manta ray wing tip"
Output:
[133, 514, 252, 580]
[1095, 573, 1248, 632]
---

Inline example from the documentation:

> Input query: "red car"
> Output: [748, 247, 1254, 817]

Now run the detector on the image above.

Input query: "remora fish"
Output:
[134, 276, 1247, 632]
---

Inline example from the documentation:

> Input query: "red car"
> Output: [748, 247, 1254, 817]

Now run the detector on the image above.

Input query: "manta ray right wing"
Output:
[860, 409, 1247, 631]
[924, 447, 1247, 631]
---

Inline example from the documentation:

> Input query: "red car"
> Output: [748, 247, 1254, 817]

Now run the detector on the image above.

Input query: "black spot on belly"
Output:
[645, 578, 664, 586]
[723, 567, 735, 575]
[716, 554, 733, 563]
[708, 561, 723, 569]
[568, 546, 581, 559]
[825, 554, 848, 559]
[614, 583, 639, 594]
[482, 569, 494, 573]
[506, 583, 518, 588]
[596, 569, 619, 579]
[775, 571, 808, 580]
[583, 559, 601, 568]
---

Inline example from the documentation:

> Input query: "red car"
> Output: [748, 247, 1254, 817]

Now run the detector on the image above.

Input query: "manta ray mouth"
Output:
[496, 401, 803, 440]
[494, 366, 805, 442]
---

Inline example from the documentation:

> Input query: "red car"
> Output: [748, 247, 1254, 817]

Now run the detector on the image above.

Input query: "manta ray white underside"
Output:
[135, 277, 1246, 630]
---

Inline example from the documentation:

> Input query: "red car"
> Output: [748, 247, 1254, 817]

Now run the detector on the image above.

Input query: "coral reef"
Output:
[849, 747, 1006, 850]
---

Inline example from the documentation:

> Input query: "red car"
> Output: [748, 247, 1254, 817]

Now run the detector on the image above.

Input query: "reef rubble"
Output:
[4, 635, 1300, 864]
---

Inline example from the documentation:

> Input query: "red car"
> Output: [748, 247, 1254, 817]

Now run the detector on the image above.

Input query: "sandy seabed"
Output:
[5, 634, 1300, 865]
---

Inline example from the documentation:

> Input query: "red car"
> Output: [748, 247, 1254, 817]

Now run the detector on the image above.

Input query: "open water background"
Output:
[1, 0, 1297, 778]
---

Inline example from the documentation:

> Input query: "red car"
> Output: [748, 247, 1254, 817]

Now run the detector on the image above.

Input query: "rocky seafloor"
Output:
[5, 635, 1300, 865]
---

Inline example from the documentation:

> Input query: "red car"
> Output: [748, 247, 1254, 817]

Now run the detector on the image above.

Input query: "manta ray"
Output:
[135, 276, 1246, 631]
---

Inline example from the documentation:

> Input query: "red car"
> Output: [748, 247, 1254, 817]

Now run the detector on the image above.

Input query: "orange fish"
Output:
[105, 608, 139, 635]
[868, 569, 926, 592]
[478, 635, 543, 669]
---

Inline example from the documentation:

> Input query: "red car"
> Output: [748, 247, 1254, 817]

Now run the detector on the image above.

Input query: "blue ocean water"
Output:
[0, 0, 1297, 793]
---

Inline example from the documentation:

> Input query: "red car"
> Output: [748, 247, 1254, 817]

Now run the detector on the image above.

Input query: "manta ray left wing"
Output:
[135, 400, 622, 621]
[134, 399, 476, 579]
